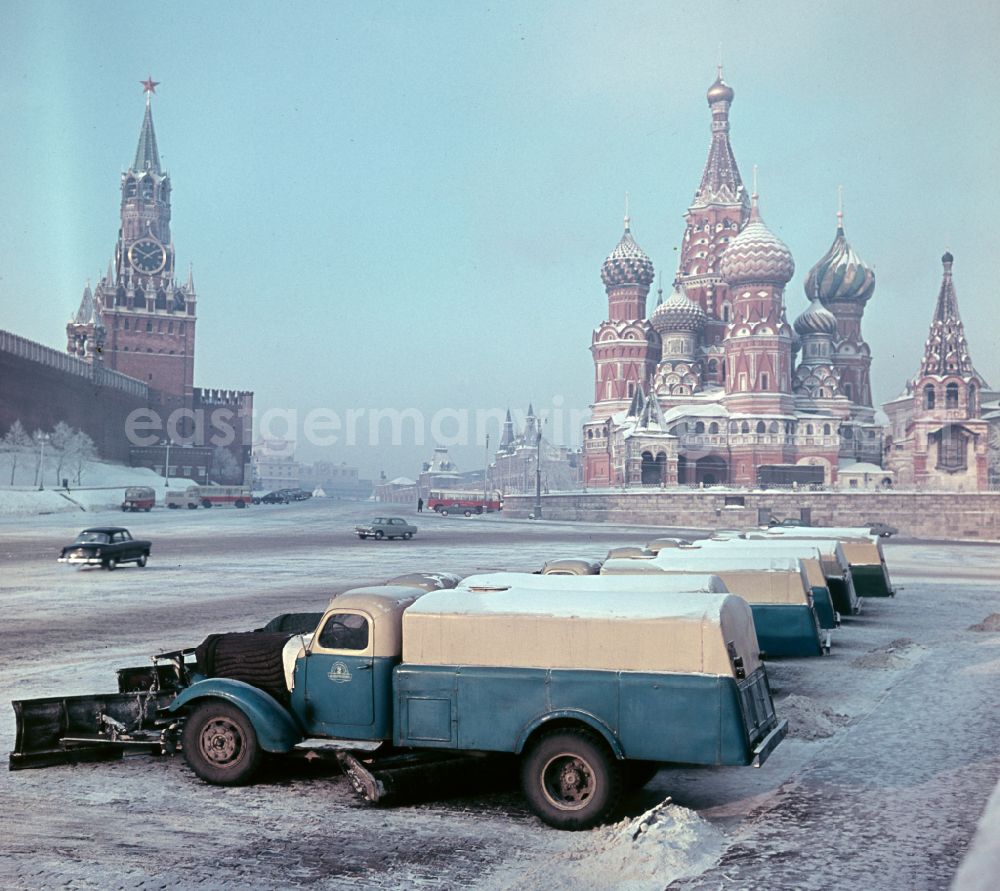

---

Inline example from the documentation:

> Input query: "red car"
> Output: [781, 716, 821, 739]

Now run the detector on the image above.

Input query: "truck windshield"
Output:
[318, 614, 369, 650]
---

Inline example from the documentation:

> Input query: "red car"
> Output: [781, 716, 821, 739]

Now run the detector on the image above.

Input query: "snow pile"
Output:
[968, 613, 1000, 632]
[490, 800, 724, 891]
[776, 693, 850, 740]
[851, 637, 925, 670]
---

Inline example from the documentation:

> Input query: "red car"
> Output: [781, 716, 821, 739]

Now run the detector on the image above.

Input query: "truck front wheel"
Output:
[182, 701, 262, 786]
[520, 728, 622, 830]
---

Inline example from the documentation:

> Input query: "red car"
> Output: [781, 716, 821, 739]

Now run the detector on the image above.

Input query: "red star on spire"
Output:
[140, 76, 160, 95]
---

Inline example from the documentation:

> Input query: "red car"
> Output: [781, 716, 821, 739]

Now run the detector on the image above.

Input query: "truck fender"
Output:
[167, 678, 303, 753]
[513, 710, 624, 759]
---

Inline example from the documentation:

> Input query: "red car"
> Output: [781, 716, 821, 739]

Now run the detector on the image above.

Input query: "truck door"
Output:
[301, 610, 375, 733]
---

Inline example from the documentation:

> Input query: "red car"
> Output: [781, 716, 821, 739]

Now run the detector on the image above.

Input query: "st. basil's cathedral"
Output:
[582, 70, 994, 491]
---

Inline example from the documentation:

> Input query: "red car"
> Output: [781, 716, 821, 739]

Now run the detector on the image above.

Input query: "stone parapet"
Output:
[503, 490, 1000, 541]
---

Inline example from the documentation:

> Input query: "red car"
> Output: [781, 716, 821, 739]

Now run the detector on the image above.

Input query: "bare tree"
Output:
[50, 421, 75, 487]
[69, 431, 97, 486]
[3, 420, 32, 486]
[31, 429, 46, 488]
[210, 446, 241, 484]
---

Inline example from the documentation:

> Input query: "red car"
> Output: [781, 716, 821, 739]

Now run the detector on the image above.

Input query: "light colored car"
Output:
[355, 517, 417, 540]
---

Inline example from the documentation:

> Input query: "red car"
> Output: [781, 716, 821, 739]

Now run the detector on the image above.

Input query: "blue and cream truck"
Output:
[10, 583, 787, 830]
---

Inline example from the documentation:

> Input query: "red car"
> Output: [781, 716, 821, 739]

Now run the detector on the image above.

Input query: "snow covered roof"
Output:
[387, 476, 416, 486]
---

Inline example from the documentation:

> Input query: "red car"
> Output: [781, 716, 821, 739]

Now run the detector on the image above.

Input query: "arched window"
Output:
[923, 385, 935, 410]
[155, 289, 167, 310]
[709, 422, 719, 434]
[945, 383, 959, 409]
[756, 421, 766, 434]
[969, 383, 978, 413]
[729, 421, 738, 433]
[722, 305, 731, 323]
[707, 358, 718, 374]
[587, 429, 593, 439]
[140, 177, 154, 200]
[844, 382, 854, 401]
[741, 421, 750, 434]
[761, 373, 769, 390]
[116, 286, 127, 307]
[695, 421, 705, 434]
[627, 381, 635, 397]
[806, 424, 814, 435]
[132, 287, 145, 310]
[124, 177, 138, 199]
[768, 421, 779, 434]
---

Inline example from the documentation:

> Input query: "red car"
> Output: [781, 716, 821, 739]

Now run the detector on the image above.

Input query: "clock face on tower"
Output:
[127, 238, 167, 274]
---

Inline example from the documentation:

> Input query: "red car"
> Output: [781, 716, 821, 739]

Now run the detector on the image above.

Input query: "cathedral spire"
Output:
[694, 68, 746, 209]
[133, 78, 162, 174]
[919, 252, 980, 379]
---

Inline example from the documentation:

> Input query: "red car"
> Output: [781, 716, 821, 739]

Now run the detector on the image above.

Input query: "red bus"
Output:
[195, 485, 252, 508]
[427, 489, 503, 516]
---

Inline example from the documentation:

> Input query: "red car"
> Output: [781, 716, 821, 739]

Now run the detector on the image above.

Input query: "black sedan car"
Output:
[58, 527, 151, 570]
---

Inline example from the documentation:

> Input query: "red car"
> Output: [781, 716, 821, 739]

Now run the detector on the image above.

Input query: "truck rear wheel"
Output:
[520, 728, 622, 830]
[182, 701, 261, 786]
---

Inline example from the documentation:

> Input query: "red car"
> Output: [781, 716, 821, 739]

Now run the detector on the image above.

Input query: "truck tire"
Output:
[374, 530, 383, 540]
[520, 728, 622, 830]
[105, 557, 117, 571]
[182, 700, 262, 786]
[235, 499, 246, 508]
[464, 509, 472, 517]
[202, 499, 213, 508]
[137, 553, 148, 568]
[187, 503, 197, 510]
[403, 532, 412, 540]
[439, 508, 449, 516]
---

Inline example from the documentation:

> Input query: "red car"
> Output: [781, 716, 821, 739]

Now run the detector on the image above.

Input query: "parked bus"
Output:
[196, 485, 252, 508]
[166, 485, 251, 509]
[121, 486, 156, 512]
[427, 489, 503, 516]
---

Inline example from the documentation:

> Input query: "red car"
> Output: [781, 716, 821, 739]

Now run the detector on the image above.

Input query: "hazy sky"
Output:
[2, 0, 998, 478]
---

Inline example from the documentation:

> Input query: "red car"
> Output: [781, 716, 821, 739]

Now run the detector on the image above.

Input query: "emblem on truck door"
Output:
[328, 662, 353, 683]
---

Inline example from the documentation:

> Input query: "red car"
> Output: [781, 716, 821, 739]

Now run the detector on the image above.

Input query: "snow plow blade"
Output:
[9, 650, 195, 771]
[10, 689, 180, 771]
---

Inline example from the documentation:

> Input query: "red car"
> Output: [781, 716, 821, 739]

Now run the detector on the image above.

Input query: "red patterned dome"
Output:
[719, 196, 794, 286]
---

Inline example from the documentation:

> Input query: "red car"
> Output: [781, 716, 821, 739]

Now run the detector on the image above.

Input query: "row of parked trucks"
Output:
[9, 525, 894, 829]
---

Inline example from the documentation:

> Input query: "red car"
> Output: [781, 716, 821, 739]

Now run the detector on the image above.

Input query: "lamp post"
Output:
[163, 438, 173, 488]
[37, 433, 50, 490]
[483, 433, 490, 505]
[534, 427, 543, 520]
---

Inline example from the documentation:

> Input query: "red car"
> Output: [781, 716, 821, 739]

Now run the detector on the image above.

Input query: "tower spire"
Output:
[919, 252, 980, 379]
[133, 77, 162, 174]
[837, 185, 844, 233]
[696, 67, 744, 209]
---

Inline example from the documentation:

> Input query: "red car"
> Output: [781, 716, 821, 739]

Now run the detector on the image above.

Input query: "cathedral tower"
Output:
[71, 78, 197, 414]
[676, 68, 751, 385]
[884, 253, 989, 490]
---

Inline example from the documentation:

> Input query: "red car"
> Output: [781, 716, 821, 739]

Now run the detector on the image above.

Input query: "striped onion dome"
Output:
[719, 195, 795, 287]
[794, 297, 839, 336]
[601, 218, 655, 288]
[651, 285, 707, 334]
[805, 223, 875, 304]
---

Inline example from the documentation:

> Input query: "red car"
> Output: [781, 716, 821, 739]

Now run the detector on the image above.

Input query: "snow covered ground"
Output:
[0, 494, 998, 889]
[0, 457, 198, 515]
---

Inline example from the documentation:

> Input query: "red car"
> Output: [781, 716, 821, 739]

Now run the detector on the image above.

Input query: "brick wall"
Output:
[0, 332, 150, 462]
[503, 490, 1000, 541]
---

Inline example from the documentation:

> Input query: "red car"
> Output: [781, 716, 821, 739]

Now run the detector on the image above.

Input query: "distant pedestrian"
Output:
[417, 497, 424, 513]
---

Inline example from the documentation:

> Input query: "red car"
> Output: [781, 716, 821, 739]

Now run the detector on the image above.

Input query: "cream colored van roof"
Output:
[692, 541, 830, 587]
[756, 528, 882, 564]
[459, 571, 728, 594]
[762, 526, 876, 542]
[699, 538, 849, 569]
[402, 588, 759, 676]
[601, 556, 811, 606]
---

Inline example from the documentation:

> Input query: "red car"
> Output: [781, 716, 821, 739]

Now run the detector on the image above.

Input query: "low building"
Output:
[489, 406, 583, 494]
[252, 438, 300, 491]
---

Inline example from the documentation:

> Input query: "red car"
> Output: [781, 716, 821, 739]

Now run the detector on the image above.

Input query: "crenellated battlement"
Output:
[194, 387, 253, 407]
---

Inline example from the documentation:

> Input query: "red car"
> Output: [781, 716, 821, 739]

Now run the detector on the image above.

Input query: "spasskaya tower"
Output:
[67, 77, 197, 415]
